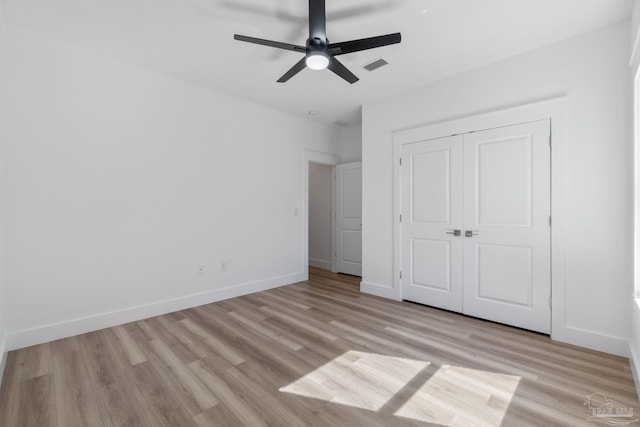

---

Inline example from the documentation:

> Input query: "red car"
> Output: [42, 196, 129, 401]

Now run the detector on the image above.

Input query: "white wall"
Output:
[633, 0, 640, 72]
[308, 163, 332, 270]
[362, 21, 632, 356]
[0, 0, 9, 378]
[630, 0, 640, 397]
[338, 126, 362, 163]
[3, 26, 339, 349]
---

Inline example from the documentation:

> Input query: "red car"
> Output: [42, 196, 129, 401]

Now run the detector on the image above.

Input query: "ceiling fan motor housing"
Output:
[306, 37, 330, 70]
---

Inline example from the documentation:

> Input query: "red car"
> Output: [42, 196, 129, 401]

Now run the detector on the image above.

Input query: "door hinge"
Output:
[400, 271, 403, 279]
[399, 214, 402, 222]
[399, 157, 402, 166]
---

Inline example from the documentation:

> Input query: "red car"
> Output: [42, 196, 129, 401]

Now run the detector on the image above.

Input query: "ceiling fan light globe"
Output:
[306, 53, 330, 70]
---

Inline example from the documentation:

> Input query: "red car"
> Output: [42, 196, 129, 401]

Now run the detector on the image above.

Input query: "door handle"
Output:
[465, 230, 478, 237]
[446, 229, 461, 237]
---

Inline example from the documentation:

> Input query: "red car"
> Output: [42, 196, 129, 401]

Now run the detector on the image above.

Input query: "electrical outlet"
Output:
[220, 262, 227, 272]
[197, 265, 205, 275]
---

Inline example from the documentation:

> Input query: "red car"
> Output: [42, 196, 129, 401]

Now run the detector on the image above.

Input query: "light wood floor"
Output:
[0, 267, 637, 426]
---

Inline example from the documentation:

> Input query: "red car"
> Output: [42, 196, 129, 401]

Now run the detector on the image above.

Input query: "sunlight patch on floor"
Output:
[395, 365, 521, 426]
[280, 352, 520, 426]
[279, 350, 430, 411]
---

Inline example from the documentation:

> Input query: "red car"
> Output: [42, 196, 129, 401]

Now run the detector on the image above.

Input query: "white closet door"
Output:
[399, 120, 551, 334]
[462, 120, 551, 333]
[335, 162, 362, 276]
[400, 135, 464, 312]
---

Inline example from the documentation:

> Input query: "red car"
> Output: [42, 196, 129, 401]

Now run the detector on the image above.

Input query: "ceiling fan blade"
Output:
[234, 34, 306, 53]
[308, 0, 327, 40]
[329, 33, 401, 56]
[277, 57, 308, 83]
[327, 57, 359, 84]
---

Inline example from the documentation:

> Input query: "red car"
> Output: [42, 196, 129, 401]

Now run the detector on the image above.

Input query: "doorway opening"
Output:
[308, 162, 334, 271]
[303, 150, 362, 279]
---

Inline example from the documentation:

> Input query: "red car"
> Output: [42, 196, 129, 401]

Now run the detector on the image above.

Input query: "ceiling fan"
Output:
[233, 0, 401, 84]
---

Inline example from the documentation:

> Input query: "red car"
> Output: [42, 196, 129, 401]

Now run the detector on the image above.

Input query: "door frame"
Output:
[303, 149, 340, 280]
[392, 96, 567, 338]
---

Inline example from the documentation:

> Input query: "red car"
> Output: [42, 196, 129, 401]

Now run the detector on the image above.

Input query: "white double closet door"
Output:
[400, 120, 551, 333]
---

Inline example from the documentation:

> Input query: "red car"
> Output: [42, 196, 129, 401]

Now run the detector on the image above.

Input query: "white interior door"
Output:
[400, 135, 464, 311]
[400, 120, 551, 334]
[335, 162, 362, 276]
[462, 120, 551, 333]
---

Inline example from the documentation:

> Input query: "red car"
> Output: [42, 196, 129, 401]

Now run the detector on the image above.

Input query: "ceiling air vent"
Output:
[363, 58, 388, 72]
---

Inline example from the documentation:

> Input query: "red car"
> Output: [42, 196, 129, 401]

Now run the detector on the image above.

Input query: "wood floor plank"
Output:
[154, 316, 210, 361]
[222, 364, 312, 427]
[259, 304, 339, 341]
[0, 374, 57, 427]
[0, 266, 637, 426]
[2, 343, 52, 385]
[192, 403, 245, 427]
[111, 325, 148, 366]
[140, 317, 200, 365]
[26, 374, 58, 427]
[188, 358, 270, 427]
[80, 331, 151, 427]
[227, 310, 304, 351]
[177, 317, 245, 366]
[187, 306, 315, 381]
[129, 361, 198, 427]
[147, 339, 219, 414]
[52, 349, 105, 427]
[0, 373, 20, 427]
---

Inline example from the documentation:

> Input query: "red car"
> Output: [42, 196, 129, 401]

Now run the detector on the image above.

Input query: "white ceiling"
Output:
[3, 0, 633, 127]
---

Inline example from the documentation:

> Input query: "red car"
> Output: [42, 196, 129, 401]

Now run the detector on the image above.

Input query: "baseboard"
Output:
[6, 272, 305, 351]
[552, 324, 630, 358]
[309, 258, 332, 270]
[360, 281, 399, 300]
